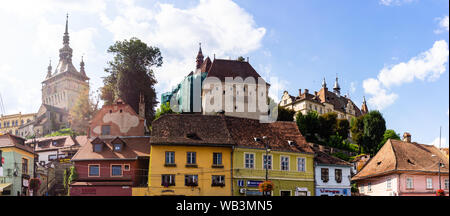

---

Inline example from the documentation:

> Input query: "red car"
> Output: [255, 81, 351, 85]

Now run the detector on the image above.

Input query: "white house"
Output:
[314, 150, 353, 196]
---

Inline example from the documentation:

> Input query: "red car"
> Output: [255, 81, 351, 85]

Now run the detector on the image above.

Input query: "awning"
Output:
[0, 183, 12, 192]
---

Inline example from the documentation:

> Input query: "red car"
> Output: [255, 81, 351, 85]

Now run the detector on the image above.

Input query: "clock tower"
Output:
[41, 14, 90, 111]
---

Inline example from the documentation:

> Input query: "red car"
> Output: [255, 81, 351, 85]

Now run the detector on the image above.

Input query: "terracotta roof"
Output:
[224, 117, 314, 153]
[352, 139, 449, 181]
[71, 136, 150, 161]
[151, 114, 314, 154]
[0, 133, 35, 153]
[206, 59, 264, 82]
[25, 135, 84, 152]
[150, 114, 234, 146]
[312, 147, 352, 166]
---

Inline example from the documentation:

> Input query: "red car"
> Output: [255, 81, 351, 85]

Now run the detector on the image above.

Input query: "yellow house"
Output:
[0, 112, 36, 137]
[134, 114, 235, 196]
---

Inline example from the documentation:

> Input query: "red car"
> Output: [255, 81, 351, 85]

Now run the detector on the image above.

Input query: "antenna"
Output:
[0, 92, 6, 115]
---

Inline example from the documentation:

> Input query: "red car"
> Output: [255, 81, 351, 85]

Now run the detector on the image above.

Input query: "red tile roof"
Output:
[0, 133, 35, 154]
[71, 136, 150, 161]
[352, 139, 449, 180]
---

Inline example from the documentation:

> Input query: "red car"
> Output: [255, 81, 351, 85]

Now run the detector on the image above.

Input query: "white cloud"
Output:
[100, 0, 267, 94]
[434, 15, 449, 34]
[363, 40, 449, 110]
[379, 0, 414, 6]
[350, 81, 357, 94]
[429, 136, 448, 148]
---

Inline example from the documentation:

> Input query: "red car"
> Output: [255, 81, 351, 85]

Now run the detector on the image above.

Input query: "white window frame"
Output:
[244, 153, 255, 169]
[297, 157, 306, 172]
[387, 178, 392, 190]
[280, 155, 290, 171]
[406, 177, 414, 189]
[367, 182, 372, 192]
[426, 178, 433, 189]
[262, 154, 273, 170]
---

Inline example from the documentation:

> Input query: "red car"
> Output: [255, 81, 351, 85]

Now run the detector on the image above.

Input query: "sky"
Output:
[0, 0, 448, 148]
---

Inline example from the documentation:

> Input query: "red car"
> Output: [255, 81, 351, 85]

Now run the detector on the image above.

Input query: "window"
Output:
[280, 191, 291, 196]
[213, 153, 222, 166]
[360, 184, 365, 193]
[297, 157, 305, 172]
[263, 155, 272, 170]
[426, 178, 433, 189]
[445, 179, 449, 190]
[124, 164, 130, 171]
[165, 152, 175, 165]
[368, 182, 372, 192]
[245, 153, 254, 169]
[406, 178, 414, 189]
[111, 165, 122, 176]
[187, 152, 196, 165]
[89, 165, 100, 177]
[93, 144, 102, 152]
[48, 155, 57, 161]
[113, 143, 122, 151]
[387, 178, 392, 190]
[335, 169, 342, 183]
[321, 168, 329, 183]
[212, 175, 225, 187]
[101, 125, 111, 135]
[161, 175, 175, 187]
[281, 156, 289, 171]
[22, 158, 28, 174]
[185, 175, 198, 186]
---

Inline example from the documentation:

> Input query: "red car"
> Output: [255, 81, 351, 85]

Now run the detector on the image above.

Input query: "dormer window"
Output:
[94, 143, 103, 152]
[113, 143, 123, 152]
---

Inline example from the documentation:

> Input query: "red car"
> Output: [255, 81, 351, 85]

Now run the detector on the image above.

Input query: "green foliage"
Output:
[331, 151, 351, 162]
[318, 112, 338, 140]
[69, 86, 98, 134]
[277, 105, 296, 121]
[336, 119, 350, 140]
[362, 110, 386, 155]
[296, 111, 320, 143]
[100, 37, 163, 127]
[376, 129, 401, 153]
[350, 116, 365, 154]
[155, 102, 175, 120]
[45, 128, 78, 137]
[66, 166, 78, 196]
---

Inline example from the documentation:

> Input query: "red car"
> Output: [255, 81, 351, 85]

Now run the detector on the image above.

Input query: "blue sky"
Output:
[0, 0, 448, 147]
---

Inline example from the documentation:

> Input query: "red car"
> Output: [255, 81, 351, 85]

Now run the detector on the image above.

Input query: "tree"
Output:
[155, 102, 175, 120]
[100, 37, 163, 126]
[69, 86, 98, 134]
[376, 129, 400, 153]
[336, 118, 350, 140]
[350, 116, 365, 154]
[277, 105, 296, 121]
[296, 111, 320, 143]
[45, 128, 78, 137]
[318, 112, 338, 140]
[362, 110, 386, 155]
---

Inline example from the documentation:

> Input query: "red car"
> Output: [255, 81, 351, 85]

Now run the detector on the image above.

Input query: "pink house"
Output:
[352, 133, 449, 196]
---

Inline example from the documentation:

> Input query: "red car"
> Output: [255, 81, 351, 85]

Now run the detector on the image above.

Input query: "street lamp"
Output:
[254, 136, 271, 196]
[431, 154, 444, 191]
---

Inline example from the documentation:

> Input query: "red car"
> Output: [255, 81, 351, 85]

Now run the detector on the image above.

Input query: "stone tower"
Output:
[41, 14, 90, 111]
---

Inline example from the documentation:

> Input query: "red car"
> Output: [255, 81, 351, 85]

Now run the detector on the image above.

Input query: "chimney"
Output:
[403, 132, 411, 143]
[314, 91, 318, 96]
[304, 89, 309, 94]
[298, 89, 302, 96]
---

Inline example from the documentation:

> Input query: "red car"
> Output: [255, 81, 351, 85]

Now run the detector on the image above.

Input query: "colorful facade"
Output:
[70, 99, 150, 196]
[352, 133, 449, 196]
[0, 112, 36, 136]
[139, 114, 235, 196]
[0, 134, 36, 196]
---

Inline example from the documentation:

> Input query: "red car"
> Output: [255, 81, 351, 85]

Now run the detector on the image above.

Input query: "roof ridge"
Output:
[387, 139, 398, 171]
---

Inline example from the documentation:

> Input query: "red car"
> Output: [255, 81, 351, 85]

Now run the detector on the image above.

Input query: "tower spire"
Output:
[80, 55, 86, 76]
[46, 59, 52, 78]
[63, 13, 70, 45]
[196, 42, 204, 69]
[322, 77, 327, 88]
[333, 74, 341, 96]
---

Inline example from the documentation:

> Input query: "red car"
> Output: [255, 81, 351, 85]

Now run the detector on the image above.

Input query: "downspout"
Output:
[230, 146, 234, 196]
[397, 173, 401, 196]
